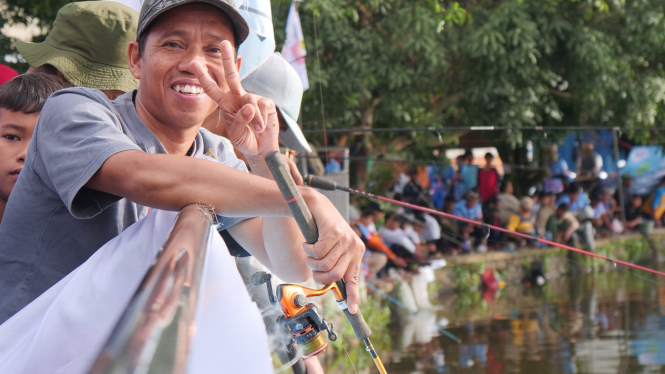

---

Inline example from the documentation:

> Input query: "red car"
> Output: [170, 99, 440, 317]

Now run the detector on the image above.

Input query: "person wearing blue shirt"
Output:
[556, 184, 596, 251]
[556, 186, 589, 215]
[544, 144, 570, 194]
[453, 192, 486, 252]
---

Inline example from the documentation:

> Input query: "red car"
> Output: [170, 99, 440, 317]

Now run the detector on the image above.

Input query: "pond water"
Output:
[323, 270, 665, 374]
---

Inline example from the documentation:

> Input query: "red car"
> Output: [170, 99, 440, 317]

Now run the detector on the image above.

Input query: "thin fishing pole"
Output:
[303, 175, 665, 278]
[303, 125, 664, 134]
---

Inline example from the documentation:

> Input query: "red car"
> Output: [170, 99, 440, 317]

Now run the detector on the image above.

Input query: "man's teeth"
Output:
[173, 85, 204, 94]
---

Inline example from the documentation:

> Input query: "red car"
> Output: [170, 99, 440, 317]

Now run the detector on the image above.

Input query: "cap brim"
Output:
[16, 40, 139, 92]
[139, 0, 249, 45]
[278, 108, 311, 153]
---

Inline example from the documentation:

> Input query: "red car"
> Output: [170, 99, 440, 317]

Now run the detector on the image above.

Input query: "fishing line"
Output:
[440, 224, 665, 288]
[340, 334, 359, 374]
[311, 9, 330, 167]
[304, 175, 665, 278]
[365, 282, 461, 343]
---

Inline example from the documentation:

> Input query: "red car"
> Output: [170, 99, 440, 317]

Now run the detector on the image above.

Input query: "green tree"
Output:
[274, 0, 465, 187]
[1, 0, 75, 72]
[274, 0, 665, 188]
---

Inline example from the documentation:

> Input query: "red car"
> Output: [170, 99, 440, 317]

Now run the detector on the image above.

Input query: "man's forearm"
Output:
[262, 216, 311, 282]
[87, 150, 291, 217]
[245, 155, 312, 282]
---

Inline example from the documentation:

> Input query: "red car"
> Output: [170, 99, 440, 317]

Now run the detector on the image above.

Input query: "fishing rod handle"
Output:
[265, 151, 318, 244]
[335, 280, 372, 341]
[265, 152, 372, 341]
[303, 174, 338, 191]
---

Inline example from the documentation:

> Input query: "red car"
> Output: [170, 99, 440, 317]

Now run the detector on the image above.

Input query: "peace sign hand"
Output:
[190, 40, 280, 159]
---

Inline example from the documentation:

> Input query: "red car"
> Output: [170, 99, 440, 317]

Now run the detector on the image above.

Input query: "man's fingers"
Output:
[189, 60, 225, 104]
[305, 242, 346, 272]
[221, 40, 243, 96]
[311, 252, 350, 285]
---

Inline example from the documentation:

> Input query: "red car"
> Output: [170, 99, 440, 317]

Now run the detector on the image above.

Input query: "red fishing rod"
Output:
[304, 175, 665, 278]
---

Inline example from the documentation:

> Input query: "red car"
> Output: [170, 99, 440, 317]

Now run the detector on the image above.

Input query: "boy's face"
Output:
[0, 108, 39, 202]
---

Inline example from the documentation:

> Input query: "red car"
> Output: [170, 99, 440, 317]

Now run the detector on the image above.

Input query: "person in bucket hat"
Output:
[17, 1, 139, 99]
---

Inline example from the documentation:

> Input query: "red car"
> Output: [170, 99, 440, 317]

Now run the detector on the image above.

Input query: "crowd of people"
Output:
[349, 145, 665, 268]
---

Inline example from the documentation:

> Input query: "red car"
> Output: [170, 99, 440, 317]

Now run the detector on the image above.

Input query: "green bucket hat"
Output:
[16, 1, 139, 92]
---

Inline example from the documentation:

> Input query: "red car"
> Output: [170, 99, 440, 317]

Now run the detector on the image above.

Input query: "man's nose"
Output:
[178, 47, 206, 73]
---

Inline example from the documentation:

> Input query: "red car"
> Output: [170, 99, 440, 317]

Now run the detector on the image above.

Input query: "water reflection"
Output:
[370, 272, 665, 374]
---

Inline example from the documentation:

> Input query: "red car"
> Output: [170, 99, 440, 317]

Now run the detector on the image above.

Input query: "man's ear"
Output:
[236, 56, 242, 73]
[128, 41, 141, 80]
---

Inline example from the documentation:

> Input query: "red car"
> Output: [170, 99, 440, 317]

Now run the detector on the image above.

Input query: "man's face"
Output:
[632, 196, 642, 209]
[133, 4, 237, 130]
[466, 199, 477, 208]
[570, 192, 579, 202]
[0, 109, 39, 202]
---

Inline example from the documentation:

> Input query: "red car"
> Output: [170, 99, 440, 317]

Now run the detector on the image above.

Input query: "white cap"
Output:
[241, 53, 311, 153]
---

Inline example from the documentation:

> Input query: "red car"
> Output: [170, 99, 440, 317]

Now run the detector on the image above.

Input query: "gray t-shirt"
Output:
[0, 88, 247, 324]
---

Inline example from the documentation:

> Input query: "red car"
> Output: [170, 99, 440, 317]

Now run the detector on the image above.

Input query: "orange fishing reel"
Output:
[252, 272, 340, 358]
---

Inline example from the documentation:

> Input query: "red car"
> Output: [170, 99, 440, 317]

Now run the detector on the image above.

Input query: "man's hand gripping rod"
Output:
[265, 151, 387, 374]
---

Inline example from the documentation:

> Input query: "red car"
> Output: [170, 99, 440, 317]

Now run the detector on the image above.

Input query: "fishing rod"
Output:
[303, 174, 665, 278]
[264, 152, 388, 374]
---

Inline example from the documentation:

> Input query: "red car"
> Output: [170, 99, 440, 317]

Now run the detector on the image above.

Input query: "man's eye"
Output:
[208, 48, 221, 54]
[164, 42, 180, 48]
[2, 135, 19, 141]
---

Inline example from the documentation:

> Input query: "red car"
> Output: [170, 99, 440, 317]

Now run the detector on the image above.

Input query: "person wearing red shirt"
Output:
[478, 152, 500, 202]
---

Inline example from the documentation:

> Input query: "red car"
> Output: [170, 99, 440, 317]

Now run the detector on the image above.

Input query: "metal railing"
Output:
[90, 204, 214, 374]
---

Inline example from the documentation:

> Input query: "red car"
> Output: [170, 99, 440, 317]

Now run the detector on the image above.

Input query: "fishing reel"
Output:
[251, 272, 339, 358]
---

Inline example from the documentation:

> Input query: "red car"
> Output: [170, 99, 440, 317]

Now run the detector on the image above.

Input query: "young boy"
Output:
[0, 74, 69, 222]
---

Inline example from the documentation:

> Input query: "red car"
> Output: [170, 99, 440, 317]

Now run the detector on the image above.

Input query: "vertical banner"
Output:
[236, 0, 276, 79]
[282, 0, 309, 90]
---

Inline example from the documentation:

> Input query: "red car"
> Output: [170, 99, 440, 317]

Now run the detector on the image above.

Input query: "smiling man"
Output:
[0, 0, 365, 325]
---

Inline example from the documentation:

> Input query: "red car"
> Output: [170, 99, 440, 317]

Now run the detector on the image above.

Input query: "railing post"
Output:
[90, 204, 214, 374]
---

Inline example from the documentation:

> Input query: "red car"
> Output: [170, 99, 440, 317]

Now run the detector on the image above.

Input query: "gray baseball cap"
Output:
[242, 52, 311, 153]
[138, 0, 249, 45]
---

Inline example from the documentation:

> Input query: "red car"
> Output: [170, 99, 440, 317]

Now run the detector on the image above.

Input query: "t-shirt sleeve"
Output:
[35, 89, 141, 219]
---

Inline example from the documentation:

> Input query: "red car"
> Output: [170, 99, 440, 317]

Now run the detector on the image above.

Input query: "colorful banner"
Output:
[622, 145, 665, 195]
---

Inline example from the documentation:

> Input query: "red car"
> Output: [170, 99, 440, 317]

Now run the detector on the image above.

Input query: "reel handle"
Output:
[265, 151, 318, 244]
[265, 151, 371, 341]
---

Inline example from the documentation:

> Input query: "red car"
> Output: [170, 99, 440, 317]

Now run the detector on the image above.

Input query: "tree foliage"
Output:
[1, 0, 73, 72]
[3, 0, 665, 184]
[271, 0, 665, 186]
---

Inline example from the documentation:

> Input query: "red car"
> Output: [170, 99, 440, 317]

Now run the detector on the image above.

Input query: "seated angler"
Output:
[0, 0, 365, 324]
[0, 74, 70, 223]
[506, 197, 537, 247]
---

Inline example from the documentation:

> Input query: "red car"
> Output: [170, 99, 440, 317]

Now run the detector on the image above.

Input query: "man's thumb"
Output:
[345, 276, 360, 314]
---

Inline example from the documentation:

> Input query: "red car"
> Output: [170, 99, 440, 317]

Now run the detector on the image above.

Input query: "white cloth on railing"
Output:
[0, 209, 272, 374]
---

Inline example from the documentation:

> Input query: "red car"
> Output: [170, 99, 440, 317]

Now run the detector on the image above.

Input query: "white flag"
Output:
[236, 0, 276, 79]
[282, 0, 309, 90]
